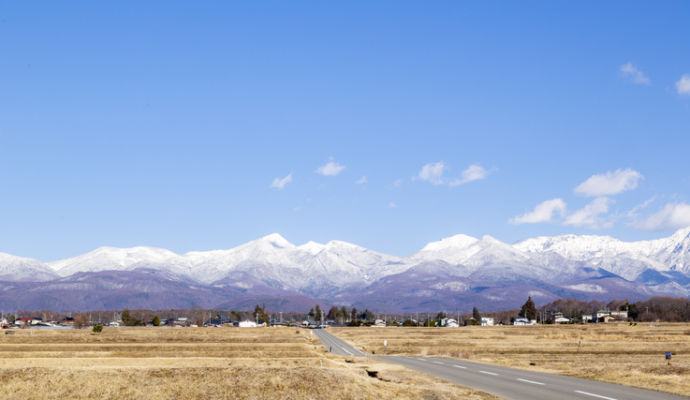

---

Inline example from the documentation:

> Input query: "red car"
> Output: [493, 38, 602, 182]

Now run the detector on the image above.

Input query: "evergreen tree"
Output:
[340, 306, 348, 322]
[472, 306, 481, 321]
[520, 297, 538, 320]
[254, 304, 269, 324]
[308, 307, 315, 319]
[121, 309, 142, 326]
[152, 315, 161, 326]
[314, 304, 322, 321]
[350, 307, 358, 322]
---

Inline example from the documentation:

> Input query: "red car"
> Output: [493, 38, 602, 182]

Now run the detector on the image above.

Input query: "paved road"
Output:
[313, 328, 366, 356]
[313, 328, 688, 400]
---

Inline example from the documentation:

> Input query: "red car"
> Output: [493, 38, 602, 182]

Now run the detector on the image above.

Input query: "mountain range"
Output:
[1, 228, 689, 312]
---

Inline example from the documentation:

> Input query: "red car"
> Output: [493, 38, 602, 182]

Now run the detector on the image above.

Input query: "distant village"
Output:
[7, 294, 684, 331]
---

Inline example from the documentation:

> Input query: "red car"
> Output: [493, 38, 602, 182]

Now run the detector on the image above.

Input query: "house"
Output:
[445, 318, 459, 328]
[239, 320, 257, 328]
[581, 315, 593, 323]
[373, 319, 386, 327]
[593, 309, 610, 322]
[554, 316, 570, 324]
[480, 317, 494, 326]
[610, 310, 628, 319]
[513, 317, 533, 326]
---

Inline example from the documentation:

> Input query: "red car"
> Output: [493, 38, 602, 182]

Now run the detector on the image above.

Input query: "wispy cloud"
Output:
[388, 201, 397, 209]
[676, 74, 690, 95]
[620, 62, 650, 85]
[417, 161, 446, 185]
[510, 198, 567, 224]
[449, 164, 490, 186]
[633, 202, 690, 230]
[626, 196, 656, 218]
[574, 169, 643, 197]
[418, 162, 490, 187]
[270, 173, 293, 190]
[315, 159, 345, 176]
[355, 176, 367, 185]
[564, 197, 613, 228]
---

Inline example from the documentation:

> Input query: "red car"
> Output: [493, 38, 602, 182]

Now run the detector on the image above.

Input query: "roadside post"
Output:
[384, 339, 387, 355]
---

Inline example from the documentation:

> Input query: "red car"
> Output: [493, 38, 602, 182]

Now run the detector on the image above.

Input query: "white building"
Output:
[554, 317, 570, 324]
[610, 310, 628, 319]
[373, 319, 386, 327]
[238, 320, 257, 328]
[445, 318, 459, 328]
[480, 317, 494, 326]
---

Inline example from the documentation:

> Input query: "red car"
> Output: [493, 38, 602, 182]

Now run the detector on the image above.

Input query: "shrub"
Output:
[92, 324, 103, 333]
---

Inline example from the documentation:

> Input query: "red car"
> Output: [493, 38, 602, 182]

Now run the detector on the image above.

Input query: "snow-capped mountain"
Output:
[514, 226, 690, 279]
[0, 252, 58, 281]
[0, 228, 689, 311]
[49, 246, 192, 277]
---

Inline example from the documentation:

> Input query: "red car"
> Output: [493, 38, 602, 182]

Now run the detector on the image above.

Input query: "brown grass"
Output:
[0, 327, 495, 399]
[332, 323, 690, 396]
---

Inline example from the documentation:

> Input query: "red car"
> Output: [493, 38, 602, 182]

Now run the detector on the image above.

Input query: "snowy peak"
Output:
[421, 234, 478, 252]
[297, 241, 326, 255]
[0, 252, 58, 281]
[256, 233, 294, 249]
[48, 246, 183, 277]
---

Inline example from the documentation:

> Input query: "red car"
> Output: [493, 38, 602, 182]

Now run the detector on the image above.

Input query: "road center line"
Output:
[432, 361, 444, 365]
[574, 390, 617, 400]
[479, 370, 499, 376]
[452, 365, 467, 369]
[416, 358, 426, 361]
[517, 378, 545, 385]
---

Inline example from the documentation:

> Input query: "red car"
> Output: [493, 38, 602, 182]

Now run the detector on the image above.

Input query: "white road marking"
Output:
[452, 365, 467, 369]
[574, 390, 617, 400]
[517, 378, 545, 385]
[432, 361, 444, 365]
[479, 370, 499, 376]
[416, 358, 427, 361]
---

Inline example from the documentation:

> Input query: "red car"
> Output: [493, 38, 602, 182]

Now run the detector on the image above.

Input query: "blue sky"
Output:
[1, 2, 690, 261]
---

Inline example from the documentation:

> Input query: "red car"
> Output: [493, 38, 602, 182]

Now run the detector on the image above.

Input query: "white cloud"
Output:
[270, 173, 292, 190]
[510, 198, 567, 224]
[620, 62, 650, 85]
[418, 161, 446, 185]
[574, 169, 643, 197]
[418, 162, 490, 186]
[676, 74, 690, 95]
[316, 160, 345, 176]
[626, 196, 656, 218]
[564, 197, 613, 228]
[355, 176, 367, 185]
[449, 164, 489, 186]
[388, 202, 397, 209]
[634, 202, 690, 230]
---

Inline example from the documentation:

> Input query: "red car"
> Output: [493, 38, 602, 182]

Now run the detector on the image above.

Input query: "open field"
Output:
[0, 327, 494, 400]
[332, 323, 690, 397]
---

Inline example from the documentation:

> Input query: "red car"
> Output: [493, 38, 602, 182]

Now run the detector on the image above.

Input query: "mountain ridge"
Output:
[1, 228, 689, 311]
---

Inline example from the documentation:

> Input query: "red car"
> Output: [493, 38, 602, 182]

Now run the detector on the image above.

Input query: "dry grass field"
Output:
[0, 327, 495, 400]
[332, 323, 690, 397]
